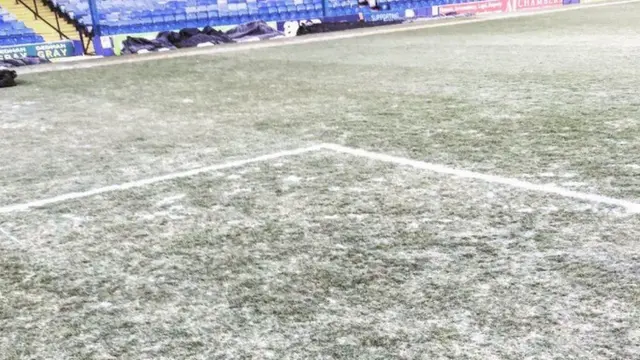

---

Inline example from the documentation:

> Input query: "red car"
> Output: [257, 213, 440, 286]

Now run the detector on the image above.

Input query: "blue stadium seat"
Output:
[0, 6, 44, 46]
[40, 0, 469, 36]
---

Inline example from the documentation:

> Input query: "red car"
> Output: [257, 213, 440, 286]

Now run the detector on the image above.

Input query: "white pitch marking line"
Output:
[320, 143, 640, 214]
[0, 144, 323, 214]
[0, 227, 19, 243]
[2, 141, 639, 215]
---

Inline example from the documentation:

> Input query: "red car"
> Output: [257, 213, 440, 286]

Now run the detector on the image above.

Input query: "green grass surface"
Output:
[2, 3, 640, 359]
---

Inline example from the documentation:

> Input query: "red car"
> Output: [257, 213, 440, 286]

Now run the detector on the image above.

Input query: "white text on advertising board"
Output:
[35, 43, 68, 59]
[0, 47, 27, 60]
[517, 0, 562, 9]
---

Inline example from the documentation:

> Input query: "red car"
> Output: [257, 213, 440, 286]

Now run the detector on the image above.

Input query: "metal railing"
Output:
[16, 0, 78, 40]
[13, 0, 94, 54]
[15, 0, 69, 40]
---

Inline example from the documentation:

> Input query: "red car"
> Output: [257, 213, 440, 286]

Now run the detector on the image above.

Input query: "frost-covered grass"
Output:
[2, 2, 640, 358]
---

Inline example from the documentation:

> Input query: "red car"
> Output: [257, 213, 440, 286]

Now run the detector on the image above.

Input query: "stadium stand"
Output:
[46, 0, 328, 35]
[44, 0, 478, 36]
[47, 0, 473, 36]
[0, 5, 44, 46]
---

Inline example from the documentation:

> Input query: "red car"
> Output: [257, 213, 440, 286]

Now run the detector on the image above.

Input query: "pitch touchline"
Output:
[1, 143, 639, 214]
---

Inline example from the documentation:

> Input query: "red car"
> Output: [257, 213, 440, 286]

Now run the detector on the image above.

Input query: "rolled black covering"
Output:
[0, 56, 50, 68]
[296, 19, 403, 36]
[0, 69, 17, 88]
[121, 20, 282, 54]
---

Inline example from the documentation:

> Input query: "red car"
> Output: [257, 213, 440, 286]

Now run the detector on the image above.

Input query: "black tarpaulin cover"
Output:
[121, 21, 282, 54]
[0, 69, 17, 88]
[0, 56, 51, 68]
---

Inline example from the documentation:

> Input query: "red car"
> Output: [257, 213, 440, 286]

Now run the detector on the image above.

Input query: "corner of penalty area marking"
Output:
[1, 143, 639, 215]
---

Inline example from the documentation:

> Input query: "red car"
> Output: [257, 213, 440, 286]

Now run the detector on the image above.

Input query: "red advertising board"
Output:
[435, 0, 563, 16]
[502, 0, 564, 11]
[435, 0, 504, 15]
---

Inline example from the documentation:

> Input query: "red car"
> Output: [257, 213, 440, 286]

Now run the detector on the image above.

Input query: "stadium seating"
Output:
[0, 6, 45, 46]
[47, 0, 323, 35]
[46, 0, 477, 36]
